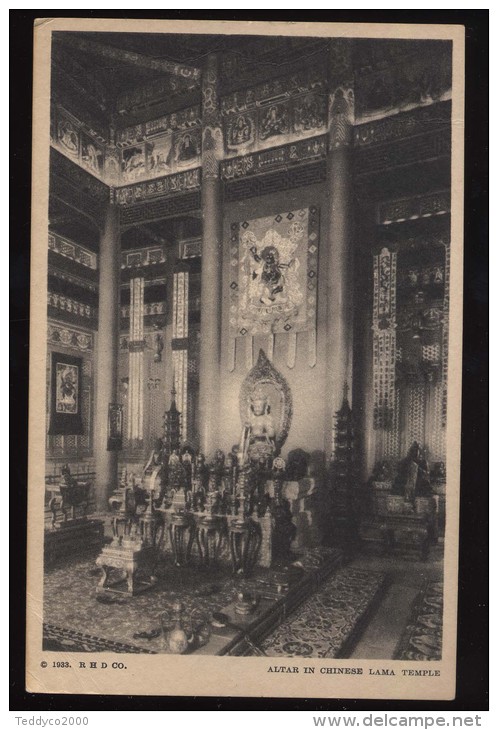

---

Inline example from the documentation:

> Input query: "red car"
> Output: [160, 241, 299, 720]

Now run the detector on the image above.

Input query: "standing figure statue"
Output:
[395, 441, 431, 503]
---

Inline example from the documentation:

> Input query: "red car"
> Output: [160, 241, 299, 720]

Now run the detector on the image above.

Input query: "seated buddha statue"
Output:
[244, 386, 276, 463]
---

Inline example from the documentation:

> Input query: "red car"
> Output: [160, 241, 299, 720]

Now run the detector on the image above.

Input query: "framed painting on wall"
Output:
[47, 351, 84, 435]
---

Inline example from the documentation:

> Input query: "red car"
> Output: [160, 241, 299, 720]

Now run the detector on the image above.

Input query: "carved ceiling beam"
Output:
[56, 35, 201, 82]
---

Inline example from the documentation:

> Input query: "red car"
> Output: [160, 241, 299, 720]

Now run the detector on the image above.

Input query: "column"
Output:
[94, 203, 120, 511]
[324, 40, 355, 454]
[354, 199, 377, 481]
[199, 54, 223, 456]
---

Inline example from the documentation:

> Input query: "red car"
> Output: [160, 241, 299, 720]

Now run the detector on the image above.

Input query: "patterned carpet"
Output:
[42, 548, 340, 654]
[260, 568, 388, 658]
[43, 554, 239, 654]
[43, 624, 156, 654]
[393, 580, 443, 661]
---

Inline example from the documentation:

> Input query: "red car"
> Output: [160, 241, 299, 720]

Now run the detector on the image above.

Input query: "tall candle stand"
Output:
[196, 464, 224, 567]
[228, 464, 261, 576]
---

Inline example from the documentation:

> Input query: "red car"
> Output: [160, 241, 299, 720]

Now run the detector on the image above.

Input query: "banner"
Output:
[229, 207, 319, 369]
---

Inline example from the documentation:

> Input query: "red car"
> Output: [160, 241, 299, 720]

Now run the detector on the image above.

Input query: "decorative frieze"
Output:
[48, 292, 97, 320]
[119, 128, 201, 184]
[223, 92, 327, 158]
[354, 128, 451, 176]
[116, 105, 201, 147]
[48, 266, 98, 293]
[121, 302, 166, 319]
[377, 191, 450, 225]
[119, 191, 201, 227]
[52, 106, 107, 181]
[220, 65, 326, 116]
[354, 102, 451, 148]
[114, 168, 201, 206]
[52, 101, 202, 187]
[220, 135, 327, 181]
[220, 64, 327, 158]
[223, 161, 327, 203]
[48, 232, 98, 270]
[47, 322, 94, 352]
[121, 247, 166, 270]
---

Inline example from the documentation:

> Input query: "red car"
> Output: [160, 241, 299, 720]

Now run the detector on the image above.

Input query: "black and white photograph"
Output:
[25, 18, 465, 701]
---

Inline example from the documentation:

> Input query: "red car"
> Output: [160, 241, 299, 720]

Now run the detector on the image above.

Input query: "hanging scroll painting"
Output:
[229, 207, 319, 370]
[48, 352, 84, 435]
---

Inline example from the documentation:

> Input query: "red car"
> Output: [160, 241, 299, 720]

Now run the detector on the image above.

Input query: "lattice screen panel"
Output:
[65, 434, 77, 454]
[406, 385, 426, 448]
[172, 349, 188, 441]
[429, 382, 446, 461]
[384, 387, 401, 459]
[422, 343, 441, 363]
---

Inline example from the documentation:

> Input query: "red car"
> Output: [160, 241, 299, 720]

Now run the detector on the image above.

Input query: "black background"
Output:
[10, 9, 489, 713]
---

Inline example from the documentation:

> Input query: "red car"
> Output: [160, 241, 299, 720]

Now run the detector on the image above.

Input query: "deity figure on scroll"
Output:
[249, 244, 291, 306]
[242, 225, 304, 323]
[241, 386, 276, 464]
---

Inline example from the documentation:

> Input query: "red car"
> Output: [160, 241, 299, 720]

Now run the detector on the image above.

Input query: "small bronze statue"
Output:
[394, 442, 432, 502]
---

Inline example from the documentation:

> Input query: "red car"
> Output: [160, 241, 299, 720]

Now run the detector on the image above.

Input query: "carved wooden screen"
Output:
[372, 232, 449, 464]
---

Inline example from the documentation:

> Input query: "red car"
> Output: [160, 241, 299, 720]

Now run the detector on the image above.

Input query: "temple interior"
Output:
[43, 31, 451, 660]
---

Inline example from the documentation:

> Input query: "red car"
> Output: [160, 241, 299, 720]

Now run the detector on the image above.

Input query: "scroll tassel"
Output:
[245, 335, 253, 369]
[267, 333, 274, 362]
[228, 337, 236, 372]
[308, 328, 316, 368]
[287, 332, 297, 369]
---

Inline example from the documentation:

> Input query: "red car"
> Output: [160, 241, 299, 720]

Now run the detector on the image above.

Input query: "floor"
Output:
[43, 516, 443, 659]
[348, 543, 443, 658]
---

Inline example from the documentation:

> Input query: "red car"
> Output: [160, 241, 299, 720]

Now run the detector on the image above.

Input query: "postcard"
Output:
[26, 17, 464, 700]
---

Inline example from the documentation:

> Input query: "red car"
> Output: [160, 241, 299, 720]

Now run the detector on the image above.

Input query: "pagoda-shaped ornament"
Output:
[328, 382, 356, 547]
[333, 382, 354, 477]
[163, 379, 182, 461]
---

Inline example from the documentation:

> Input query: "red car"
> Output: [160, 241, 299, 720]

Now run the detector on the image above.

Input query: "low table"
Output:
[96, 538, 158, 596]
